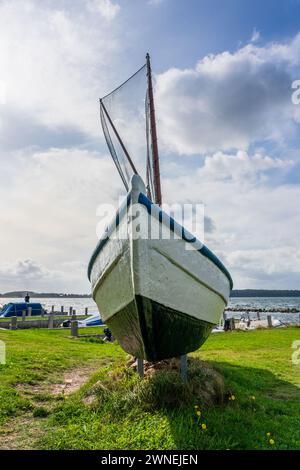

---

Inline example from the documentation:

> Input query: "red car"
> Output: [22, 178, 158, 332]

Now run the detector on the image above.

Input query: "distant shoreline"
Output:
[230, 289, 300, 297]
[0, 289, 299, 298]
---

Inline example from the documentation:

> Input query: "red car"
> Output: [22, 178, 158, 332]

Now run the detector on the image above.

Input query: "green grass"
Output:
[0, 327, 299, 450]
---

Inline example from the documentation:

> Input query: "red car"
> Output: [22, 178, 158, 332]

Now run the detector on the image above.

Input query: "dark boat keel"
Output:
[106, 295, 214, 361]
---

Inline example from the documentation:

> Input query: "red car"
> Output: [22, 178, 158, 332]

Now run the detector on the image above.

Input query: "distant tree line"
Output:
[0, 291, 91, 298]
[230, 289, 300, 297]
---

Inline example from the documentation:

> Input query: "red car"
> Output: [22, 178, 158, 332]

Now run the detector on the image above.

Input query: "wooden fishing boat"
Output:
[88, 54, 233, 361]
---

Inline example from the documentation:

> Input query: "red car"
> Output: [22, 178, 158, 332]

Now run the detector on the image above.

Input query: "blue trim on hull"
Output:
[137, 193, 233, 289]
[88, 191, 233, 290]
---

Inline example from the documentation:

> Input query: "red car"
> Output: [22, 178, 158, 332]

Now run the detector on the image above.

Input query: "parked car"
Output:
[0, 302, 45, 317]
[61, 313, 104, 328]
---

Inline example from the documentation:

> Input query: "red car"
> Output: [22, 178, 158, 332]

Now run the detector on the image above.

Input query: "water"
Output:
[1, 296, 300, 323]
[227, 297, 300, 324]
[229, 297, 300, 310]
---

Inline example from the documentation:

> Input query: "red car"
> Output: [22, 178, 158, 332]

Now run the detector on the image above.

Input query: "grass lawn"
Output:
[0, 327, 299, 450]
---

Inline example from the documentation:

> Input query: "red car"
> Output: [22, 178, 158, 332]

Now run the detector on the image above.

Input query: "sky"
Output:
[0, 0, 300, 293]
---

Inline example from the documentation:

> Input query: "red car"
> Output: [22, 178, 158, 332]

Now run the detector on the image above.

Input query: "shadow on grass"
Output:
[165, 359, 300, 450]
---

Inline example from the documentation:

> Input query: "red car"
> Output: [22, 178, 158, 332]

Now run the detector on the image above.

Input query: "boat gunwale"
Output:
[87, 191, 233, 290]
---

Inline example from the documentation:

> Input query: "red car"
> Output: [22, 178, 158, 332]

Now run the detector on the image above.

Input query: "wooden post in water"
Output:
[180, 355, 188, 382]
[51, 305, 54, 314]
[137, 358, 144, 378]
[267, 315, 273, 328]
[257, 312, 261, 321]
[10, 316, 17, 330]
[61, 306, 64, 315]
[71, 320, 78, 338]
[85, 307, 88, 316]
[69, 307, 73, 316]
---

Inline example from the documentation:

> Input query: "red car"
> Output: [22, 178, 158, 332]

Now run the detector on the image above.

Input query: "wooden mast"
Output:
[146, 53, 162, 206]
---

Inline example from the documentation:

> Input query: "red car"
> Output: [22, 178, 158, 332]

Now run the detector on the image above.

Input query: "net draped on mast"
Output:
[99, 58, 160, 203]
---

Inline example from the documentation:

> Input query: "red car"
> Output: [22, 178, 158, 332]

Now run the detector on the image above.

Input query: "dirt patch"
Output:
[0, 414, 45, 450]
[16, 363, 101, 398]
[50, 366, 97, 396]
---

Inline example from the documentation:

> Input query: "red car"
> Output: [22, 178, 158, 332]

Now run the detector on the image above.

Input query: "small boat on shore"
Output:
[88, 54, 233, 361]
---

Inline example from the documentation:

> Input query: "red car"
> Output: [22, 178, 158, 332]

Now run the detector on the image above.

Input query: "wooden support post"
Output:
[267, 315, 273, 328]
[61, 306, 64, 314]
[137, 358, 144, 378]
[85, 307, 88, 316]
[22, 310, 26, 321]
[27, 307, 32, 317]
[230, 317, 235, 330]
[51, 305, 54, 314]
[257, 312, 261, 321]
[48, 314, 54, 329]
[71, 320, 78, 338]
[10, 316, 17, 330]
[69, 307, 73, 316]
[180, 355, 188, 382]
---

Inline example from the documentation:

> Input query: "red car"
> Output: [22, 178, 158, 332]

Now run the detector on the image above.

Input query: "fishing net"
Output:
[100, 62, 155, 199]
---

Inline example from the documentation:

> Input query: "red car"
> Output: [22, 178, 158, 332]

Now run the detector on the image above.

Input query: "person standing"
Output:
[25, 293, 30, 303]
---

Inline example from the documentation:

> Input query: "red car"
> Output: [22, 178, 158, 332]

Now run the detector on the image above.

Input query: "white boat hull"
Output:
[88, 176, 232, 360]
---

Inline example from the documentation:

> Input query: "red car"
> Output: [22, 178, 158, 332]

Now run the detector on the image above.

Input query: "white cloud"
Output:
[250, 28, 260, 43]
[156, 35, 300, 155]
[199, 150, 293, 182]
[87, 0, 120, 20]
[0, 147, 123, 292]
[0, 0, 121, 139]
[163, 151, 300, 288]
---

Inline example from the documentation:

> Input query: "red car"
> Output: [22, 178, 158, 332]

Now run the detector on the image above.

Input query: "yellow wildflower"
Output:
[196, 411, 201, 416]
[251, 395, 256, 400]
[201, 423, 207, 430]
[194, 405, 199, 409]
[266, 432, 271, 437]
[269, 439, 275, 445]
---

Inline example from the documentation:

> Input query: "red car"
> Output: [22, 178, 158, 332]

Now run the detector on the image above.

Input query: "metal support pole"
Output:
[180, 354, 188, 382]
[137, 358, 144, 378]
